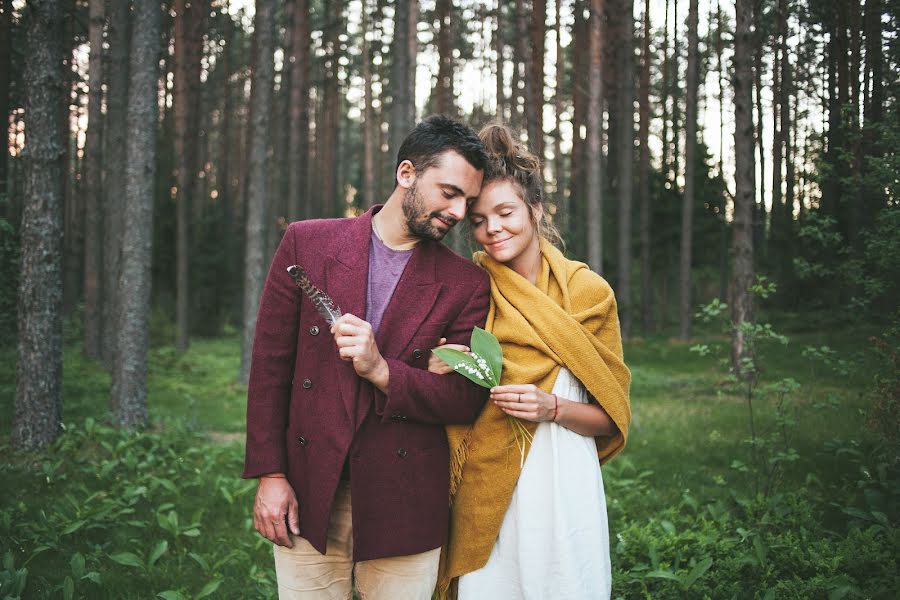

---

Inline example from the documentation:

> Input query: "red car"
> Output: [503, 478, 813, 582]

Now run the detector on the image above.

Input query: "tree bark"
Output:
[0, 0, 12, 198]
[14, 0, 65, 451]
[82, 0, 104, 359]
[495, 0, 505, 120]
[679, 0, 698, 341]
[319, 0, 343, 217]
[586, 0, 604, 273]
[731, 0, 756, 377]
[433, 0, 454, 116]
[554, 0, 566, 234]
[362, 0, 377, 206]
[288, 0, 310, 219]
[638, 0, 652, 334]
[616, 0, 634, 339]
[102, 0, 130, 369]
[173, 0, 207, 352]
[570, 0, 587, 258]
[529, 0, 545, 159]
[389, 0, 416, 165]
[239, 0, 276, 385]
[660, 0, 670, 181]
[109, 0, 160, 429]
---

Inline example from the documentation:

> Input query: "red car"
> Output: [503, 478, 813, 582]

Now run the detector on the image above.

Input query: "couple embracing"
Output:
[242, 116, 631, 600]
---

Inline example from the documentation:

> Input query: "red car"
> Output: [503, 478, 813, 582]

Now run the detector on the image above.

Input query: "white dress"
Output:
[457, 367, 612, 600]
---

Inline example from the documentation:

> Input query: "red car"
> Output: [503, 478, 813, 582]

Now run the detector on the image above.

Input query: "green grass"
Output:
[1, 325, 897, 599]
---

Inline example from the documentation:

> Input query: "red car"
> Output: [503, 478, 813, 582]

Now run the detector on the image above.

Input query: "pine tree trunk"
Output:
[495, 1, 505, 120]
[82, 0, 104, 359]
[731, 0, 756, 378]
[362, 1, 377, 206]
[109, 0, 160, 429]
[638, 0, 652, 334]
[554, 0, 566, 235]
[660, 0, 670, 181]
[239, 0, 276, 385]
[434, 0, 454, 116]
[616, 0, 634, 339]
[716, 0, 728, 302]
[389, 0, 416, 163]
[102, 0, 130, 369]
[289, 0, 310, 220]
[174, 0, 204, 352]
[586, 0, 604, 273]
[513, 0, 528, 131]
[0, 0, 12, 199]
[319, 0, 343, 217]
[570, 0, 587, 257]
[679, 0, 698, 341]
[529, 0, 545, 159]
[670, 0, 680, 185]
[14, 0, 65, 450]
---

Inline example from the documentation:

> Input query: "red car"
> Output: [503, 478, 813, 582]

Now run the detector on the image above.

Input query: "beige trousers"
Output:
[273, 481, 441, 600]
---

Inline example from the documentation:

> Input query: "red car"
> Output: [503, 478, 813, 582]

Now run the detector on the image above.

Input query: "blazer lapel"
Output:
[325, 209, 374, 426]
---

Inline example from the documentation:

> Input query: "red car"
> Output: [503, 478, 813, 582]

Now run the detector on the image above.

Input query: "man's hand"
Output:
[253, 475, 300, 548]
[331, 313, 389, 391]
[427, 337, 470, 375]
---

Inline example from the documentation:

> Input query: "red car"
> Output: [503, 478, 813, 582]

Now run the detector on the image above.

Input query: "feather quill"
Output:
[286, 265, 343, 325]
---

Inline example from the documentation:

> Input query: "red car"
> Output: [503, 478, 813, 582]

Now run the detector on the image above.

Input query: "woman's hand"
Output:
[491, 384, 556, 423]
[427, 338, 471, 375]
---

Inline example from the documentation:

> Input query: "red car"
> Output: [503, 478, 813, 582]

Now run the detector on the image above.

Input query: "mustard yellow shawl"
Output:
[436, 240, 632, 599]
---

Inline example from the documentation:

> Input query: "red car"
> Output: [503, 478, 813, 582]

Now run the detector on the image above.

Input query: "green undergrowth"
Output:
[1, 325, 897, 598]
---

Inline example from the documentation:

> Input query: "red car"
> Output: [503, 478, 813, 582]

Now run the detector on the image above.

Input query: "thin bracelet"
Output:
[552, 393, 559, 422]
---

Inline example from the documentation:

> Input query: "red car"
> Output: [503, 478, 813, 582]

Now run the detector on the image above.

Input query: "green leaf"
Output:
[182, 528, 201, 537]
[62, 519, 87, 535]
[82, 571, 101, 585]
[63, 575, 74, 600]
[188, 552, 210, 572]
[157, 591, 186, 600]
[645, 570, 681, 582]
[109, 552, 144, 569]
[470, 327, 502, 385]
[148, 540, 168, 566]
[752, 536, 767, 568]
[70, 552, 85, 577]
[196, 579, 223, 599]
[683, 558, 713, 588]
[431, 348, 492, 388]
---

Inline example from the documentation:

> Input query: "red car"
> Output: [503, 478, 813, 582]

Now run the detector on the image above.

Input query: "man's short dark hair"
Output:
[395, 115, 488, 184]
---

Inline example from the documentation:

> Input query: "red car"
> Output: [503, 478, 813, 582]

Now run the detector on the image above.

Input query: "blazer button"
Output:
[412, 349, 424, 360]
[301, 378, 312, 389]
[397, 448, 408, 458]
[298, 435, 308, 446]
[309, 325, 320, 336]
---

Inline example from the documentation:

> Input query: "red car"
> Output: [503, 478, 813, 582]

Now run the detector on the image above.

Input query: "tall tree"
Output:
[110, 0, 160, 428]
[638, 0, 653, 334]
[173, 0, 207, 352]
[239, 0, 275, 385]
[362, 0, 377, 206]
[433, 0, 455, 116]
[82, 0, 104, 359]
[0, 0, 12, 198]
[529, 0, 546, 159]
[495, 0, 505, 121]
[616, 0, 634, 338]
[554, 0, 566, 233]
[288, 0, 310, 219]
[679, 0, 699, 340]
[570, 0, 587, 257]
[318, 0, 343, 217]
[731, 0, 756, 376]
[102, 0, 130, 368]
[14, 0, 65, 450]
[389, 0, 417, 163]
[586, 0, 604, 273]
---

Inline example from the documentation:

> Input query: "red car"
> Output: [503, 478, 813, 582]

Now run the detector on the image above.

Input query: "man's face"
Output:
[401, 151, 484, 242]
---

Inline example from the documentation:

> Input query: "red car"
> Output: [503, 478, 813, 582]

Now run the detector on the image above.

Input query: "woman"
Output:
[432, 122, 631, 599]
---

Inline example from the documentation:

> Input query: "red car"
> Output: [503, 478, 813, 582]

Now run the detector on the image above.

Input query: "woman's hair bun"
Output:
[478, 121, 541, 182]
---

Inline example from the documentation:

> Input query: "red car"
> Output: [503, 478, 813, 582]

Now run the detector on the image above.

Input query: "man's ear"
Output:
[395, 160, 416, 190]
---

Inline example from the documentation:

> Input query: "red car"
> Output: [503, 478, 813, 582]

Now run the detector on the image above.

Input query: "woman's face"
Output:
[468, 179, 541, 265]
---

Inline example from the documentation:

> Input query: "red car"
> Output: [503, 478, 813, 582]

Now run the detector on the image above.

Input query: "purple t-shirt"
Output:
[365, 231, 413, 335]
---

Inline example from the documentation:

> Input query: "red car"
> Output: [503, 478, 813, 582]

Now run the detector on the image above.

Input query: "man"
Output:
[243, 115, 491, 599]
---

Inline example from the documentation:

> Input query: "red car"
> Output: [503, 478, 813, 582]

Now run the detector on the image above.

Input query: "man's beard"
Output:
[401, 181, 457, 241]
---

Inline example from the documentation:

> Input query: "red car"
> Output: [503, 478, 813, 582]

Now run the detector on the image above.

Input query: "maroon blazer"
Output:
[242, 205, 490, 561]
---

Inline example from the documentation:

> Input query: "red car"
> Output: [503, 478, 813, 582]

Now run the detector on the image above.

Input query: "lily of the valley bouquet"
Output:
[432, 328, 533, 464]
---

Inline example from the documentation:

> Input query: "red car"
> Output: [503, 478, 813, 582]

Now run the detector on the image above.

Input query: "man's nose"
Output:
[447, 198, 466, 221]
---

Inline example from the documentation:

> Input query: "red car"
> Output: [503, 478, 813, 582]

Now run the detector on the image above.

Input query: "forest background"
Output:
[1, 0, 898, 598]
